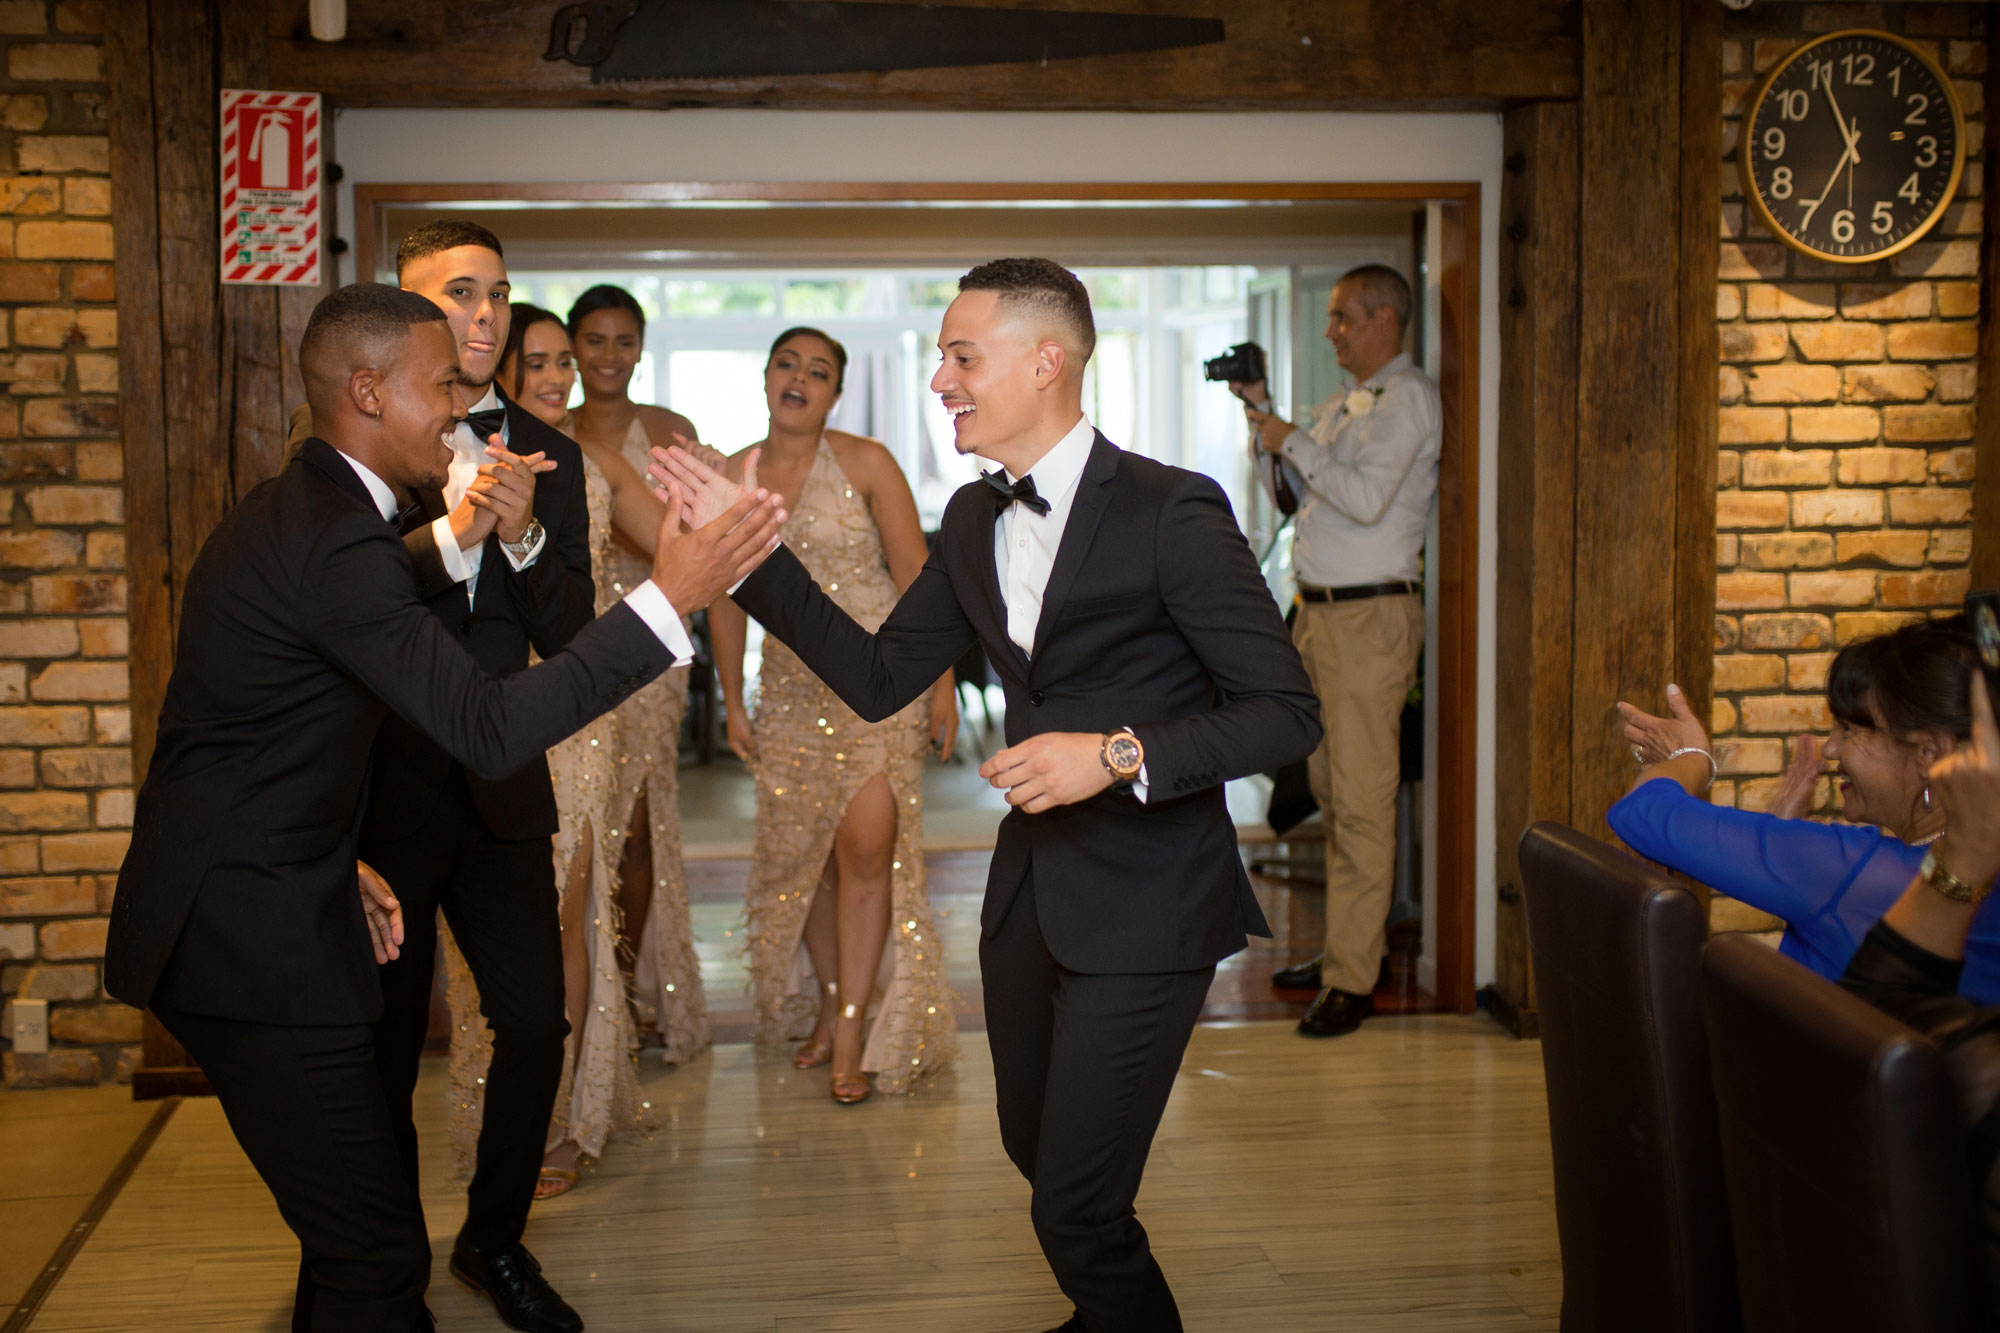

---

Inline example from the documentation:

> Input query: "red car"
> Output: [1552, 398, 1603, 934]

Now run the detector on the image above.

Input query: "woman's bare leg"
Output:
[616, 792, 651, 977]
[540, 821, 593, 1192]
[792, 856, 841, 1065]
[830, 774, 897, 1097]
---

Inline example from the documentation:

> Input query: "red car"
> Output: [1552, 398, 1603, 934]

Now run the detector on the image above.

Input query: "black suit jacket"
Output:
[734, 432, 1322, 975]
[106, 439, 669, 1025]
[360, 388, 597, 844]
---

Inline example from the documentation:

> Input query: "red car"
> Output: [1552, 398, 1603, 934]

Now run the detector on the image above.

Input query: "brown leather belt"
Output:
[1297, 580, 1419, 604]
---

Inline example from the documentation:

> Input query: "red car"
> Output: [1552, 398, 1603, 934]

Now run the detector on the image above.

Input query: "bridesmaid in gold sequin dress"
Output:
[443, 305, 705, 1202]
[710, 327, 962, 1104]
[566, 285, 709, 1067]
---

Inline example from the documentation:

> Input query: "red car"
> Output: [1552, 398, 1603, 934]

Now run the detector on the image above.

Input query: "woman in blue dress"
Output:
[1611, 615, 2000, 1002]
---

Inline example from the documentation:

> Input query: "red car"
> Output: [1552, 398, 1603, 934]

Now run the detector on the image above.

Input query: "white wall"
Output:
[335, 108, 1507, 989]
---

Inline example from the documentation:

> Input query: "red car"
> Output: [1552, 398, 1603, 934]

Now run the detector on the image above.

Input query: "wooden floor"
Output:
[21, 1015, 1558, 1332]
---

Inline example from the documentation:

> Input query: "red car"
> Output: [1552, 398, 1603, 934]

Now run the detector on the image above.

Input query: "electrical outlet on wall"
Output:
[7, 997, 48, 1054]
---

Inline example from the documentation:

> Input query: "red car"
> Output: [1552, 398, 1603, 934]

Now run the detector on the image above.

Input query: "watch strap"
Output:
[1921, 847, 1991, 904]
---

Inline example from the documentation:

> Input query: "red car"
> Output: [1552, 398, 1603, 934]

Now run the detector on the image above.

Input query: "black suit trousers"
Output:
[363, 765, 566, 1256]
[157, 1005, 431, 1332]
[980, 866, 1214, 1333]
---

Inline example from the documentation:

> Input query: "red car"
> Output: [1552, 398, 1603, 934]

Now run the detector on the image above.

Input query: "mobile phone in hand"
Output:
[1968, 589, 2000, 703]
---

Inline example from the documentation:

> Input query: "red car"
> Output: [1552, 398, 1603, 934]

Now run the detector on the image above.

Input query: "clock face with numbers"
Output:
[1741, 29, 1965, 263]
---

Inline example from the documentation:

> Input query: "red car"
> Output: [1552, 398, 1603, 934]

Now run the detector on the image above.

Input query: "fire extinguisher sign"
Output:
[219, 90, 322, 287]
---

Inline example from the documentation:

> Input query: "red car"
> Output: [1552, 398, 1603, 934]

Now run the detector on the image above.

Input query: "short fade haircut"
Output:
[958, 257, 1096, 365]
[299, 282, 446, 394]
[1339, 263, 1413, 333]
[395, 219, 504, 281]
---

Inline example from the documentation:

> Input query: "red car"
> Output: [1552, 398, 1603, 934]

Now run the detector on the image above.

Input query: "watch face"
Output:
[1108, 735, 1142, 772]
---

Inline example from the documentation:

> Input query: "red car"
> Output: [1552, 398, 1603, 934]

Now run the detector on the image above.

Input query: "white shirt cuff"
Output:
[1131, 762, 1150, 804]
[499, 525, 546, 571]
[429, 516, 473, 584]
[623, 580, 695, 667]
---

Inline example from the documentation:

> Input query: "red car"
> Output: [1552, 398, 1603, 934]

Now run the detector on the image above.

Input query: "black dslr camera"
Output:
[1202, 341, 1267, 384]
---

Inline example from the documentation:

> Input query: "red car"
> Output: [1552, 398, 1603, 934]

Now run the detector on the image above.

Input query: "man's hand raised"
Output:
[648, 475, 786, 612]
[650, 442, 762, 532]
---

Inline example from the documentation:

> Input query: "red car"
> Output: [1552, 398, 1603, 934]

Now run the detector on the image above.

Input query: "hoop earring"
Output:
[1923, 783, 1933, 813]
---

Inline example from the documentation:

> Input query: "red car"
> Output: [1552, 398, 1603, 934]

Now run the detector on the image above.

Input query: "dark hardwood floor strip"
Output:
[3, 1097, 181, 1333]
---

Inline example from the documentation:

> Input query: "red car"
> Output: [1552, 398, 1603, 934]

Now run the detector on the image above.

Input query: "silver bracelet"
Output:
[1664, 745, 1716, 792]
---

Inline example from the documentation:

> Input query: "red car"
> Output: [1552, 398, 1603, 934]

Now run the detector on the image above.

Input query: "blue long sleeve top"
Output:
[1606, 776, 2000, 1003]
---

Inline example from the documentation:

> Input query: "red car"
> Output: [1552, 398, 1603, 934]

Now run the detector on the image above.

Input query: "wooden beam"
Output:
[1674, 0, 1720, 819]
[220, 4, 290, 496]
[107, 0, 170, 783]
[1568, 0, 1686, 840]
[264, 0, 1579, 110]
[1491, 101, 1579, 1036]
[1433, 194, 1481, 1016]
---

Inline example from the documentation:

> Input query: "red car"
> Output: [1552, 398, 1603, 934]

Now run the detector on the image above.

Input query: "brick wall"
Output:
[1714, 5, 1985, 845]
[0, 0, 136, 1090]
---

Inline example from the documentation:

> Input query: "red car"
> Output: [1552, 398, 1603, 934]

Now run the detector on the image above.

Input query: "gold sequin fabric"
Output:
[610, 416, 709, 1067]
[744, 436, 959, 1093]
[443, 444, 681, 1173]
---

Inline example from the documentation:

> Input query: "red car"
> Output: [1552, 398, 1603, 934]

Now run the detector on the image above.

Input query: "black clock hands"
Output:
[1801, 81, 1859, 233]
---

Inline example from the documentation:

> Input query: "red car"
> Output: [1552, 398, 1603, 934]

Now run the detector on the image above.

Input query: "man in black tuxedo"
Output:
[347, 221, 598, 1333]
[105, 283, 784, 1332]
[660, 258, 1320, 1332]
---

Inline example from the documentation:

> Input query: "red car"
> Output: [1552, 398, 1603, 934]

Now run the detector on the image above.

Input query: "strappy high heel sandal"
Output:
[830, 1002, 873, 1105]
[792, 981, 838, 1070]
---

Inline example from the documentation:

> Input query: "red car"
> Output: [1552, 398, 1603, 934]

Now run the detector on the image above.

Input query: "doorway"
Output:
[354, 181, 1481, 1011]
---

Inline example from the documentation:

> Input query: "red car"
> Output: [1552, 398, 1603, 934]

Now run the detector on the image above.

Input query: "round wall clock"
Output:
[1740, 29, 1965, 263]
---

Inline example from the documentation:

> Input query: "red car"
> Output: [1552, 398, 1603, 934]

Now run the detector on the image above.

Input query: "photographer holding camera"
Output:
[1226, 263, 1441, 1038]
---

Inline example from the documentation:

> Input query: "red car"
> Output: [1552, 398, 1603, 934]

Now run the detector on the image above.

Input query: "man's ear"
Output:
[350, 366, 382, 419]
[1033, 340, 1067, 386]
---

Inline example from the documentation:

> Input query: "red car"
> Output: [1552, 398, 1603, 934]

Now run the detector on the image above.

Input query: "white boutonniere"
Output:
[1346, 386, 1382, 417]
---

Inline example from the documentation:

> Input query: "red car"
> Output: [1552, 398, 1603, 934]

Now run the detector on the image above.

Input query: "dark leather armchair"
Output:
[1518, 822, 1739, 1333]
[1701, 933, 1984, 1333]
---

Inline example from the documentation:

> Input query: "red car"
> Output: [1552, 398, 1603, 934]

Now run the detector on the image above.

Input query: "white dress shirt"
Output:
[336, 447, 693, 666]
[982, 414, 1148, 801]
[429, 386, 548, 606]
[1258, 352, 1441, 588]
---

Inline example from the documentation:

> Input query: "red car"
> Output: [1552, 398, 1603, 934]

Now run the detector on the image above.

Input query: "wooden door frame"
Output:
[357, 178, 1484, 1012]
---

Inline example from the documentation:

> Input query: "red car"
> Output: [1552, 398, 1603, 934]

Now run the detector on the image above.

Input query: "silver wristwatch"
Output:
[501, 517, 544, 560]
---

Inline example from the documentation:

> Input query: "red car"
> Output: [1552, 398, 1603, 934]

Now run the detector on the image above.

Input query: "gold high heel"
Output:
[792, 981, 838, 1070]
[830, 1002, 873, 1105]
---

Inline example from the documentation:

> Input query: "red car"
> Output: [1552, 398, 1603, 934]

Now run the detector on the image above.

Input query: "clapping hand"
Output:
[358, 860, 403, 965]
[1929, 676, 2000, 888]
[1618, 683, 1710, 763]
[1768, 734, 1825, 821]
[466, 438, 556, 545]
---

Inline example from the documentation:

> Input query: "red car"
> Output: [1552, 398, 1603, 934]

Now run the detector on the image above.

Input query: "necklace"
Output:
[1911, 828, 1945, 847]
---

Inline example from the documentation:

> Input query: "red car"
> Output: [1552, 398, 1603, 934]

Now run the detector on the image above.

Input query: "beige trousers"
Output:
[1294, 593, 1425, 995]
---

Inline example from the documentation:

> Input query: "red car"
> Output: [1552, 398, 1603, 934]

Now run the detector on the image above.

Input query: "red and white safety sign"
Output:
[219, 89, 322, 287]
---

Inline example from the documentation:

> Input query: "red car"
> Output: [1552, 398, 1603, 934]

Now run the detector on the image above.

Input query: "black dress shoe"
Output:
[1271, 954, 1322, 990]
[1298, 987, 1373, 1038]
[449, 1241, 584, 1333]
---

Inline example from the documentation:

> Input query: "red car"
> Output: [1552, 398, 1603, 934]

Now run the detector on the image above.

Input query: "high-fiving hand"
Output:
[649, 441, 763, 531]
[645, 471, 786, 613]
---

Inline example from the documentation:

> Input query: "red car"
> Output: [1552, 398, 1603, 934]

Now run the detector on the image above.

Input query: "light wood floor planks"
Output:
[25, 1016, 1560, 1332]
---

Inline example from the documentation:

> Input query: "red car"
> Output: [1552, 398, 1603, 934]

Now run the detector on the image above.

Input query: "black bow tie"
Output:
[461, 406, 507, 443]
[984, 470, 1050, 517]
[392, 499, 427, 533]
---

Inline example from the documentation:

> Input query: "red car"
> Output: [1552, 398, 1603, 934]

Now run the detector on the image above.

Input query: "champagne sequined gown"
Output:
[442, 426, 708, 1173]
[745, 436, 958, 1092]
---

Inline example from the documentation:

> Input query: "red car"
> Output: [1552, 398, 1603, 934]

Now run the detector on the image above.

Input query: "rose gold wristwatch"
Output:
[1100, 728, 1144, 785]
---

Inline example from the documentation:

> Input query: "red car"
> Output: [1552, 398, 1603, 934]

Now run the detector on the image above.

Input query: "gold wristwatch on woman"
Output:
[1100, 728, 1144, 786]
[1920, 847, 1993, 904]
